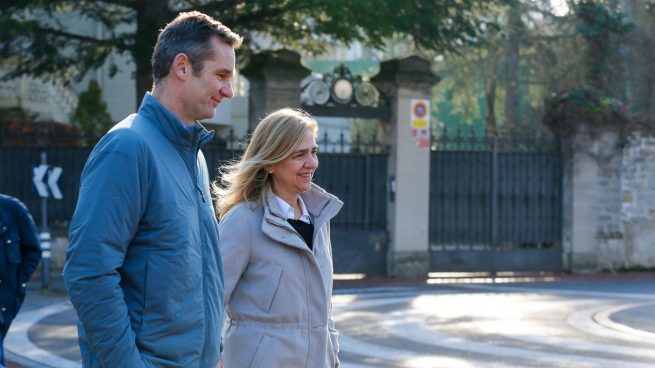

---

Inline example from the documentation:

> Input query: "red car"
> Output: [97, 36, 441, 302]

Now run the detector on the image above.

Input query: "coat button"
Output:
[22, 283, 26, 288]
[1, 307, 5, 312]
[6, 239, 11, 244]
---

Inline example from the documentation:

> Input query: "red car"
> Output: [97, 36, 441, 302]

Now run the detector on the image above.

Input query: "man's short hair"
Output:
[151, 11, 242, 84]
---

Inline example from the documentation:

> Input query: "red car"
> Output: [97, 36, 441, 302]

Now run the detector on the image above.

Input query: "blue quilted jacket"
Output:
[63, 93, 224, 368]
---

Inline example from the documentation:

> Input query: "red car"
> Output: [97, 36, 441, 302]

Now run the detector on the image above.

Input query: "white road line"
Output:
[380, 309, 655, 368]
[568, 303, 655, 344]
[333, 296, 410, 311]
[592, 301, 655, 340]
[339, 334, 529, 368]
[338, 362, 378, 368]
[455, 284, 655, 300]
[5, 301, 81, 368]
[413, 295, 655, 357]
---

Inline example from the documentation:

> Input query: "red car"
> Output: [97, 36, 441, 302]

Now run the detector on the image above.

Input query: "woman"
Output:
[214, 108, 342, 368]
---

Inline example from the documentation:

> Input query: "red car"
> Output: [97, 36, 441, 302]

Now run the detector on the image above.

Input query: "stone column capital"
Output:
[371, 55, 441, 97]
[240, 48, 310, 82]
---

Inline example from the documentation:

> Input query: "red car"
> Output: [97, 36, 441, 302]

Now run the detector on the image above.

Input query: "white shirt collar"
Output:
[273, 194, 311, 224]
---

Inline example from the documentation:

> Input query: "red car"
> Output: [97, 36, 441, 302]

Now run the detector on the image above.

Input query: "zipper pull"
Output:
[195, 185, 206, 203]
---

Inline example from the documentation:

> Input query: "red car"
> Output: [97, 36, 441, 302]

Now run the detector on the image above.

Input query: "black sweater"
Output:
[287, 219, 314, 250]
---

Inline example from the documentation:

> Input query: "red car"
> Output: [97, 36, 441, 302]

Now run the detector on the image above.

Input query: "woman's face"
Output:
[268, 131, 318, 204]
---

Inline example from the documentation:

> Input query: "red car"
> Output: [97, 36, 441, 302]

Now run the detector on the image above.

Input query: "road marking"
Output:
[592, 301, 655, 340]
[5, 302, 81, 368]
[339, 334, 528, 368]
[336, 293, 655, 367]
[568, 302, 655, 344]
[454, 284, 655, 300]
[408, 294, 655, 357]
[379, 305, 655, 368]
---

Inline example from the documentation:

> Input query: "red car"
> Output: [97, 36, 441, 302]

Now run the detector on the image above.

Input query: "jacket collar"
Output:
[264, 184, 342, 225]
[261, 184, 343, 255]
[138, 93, 214, 150]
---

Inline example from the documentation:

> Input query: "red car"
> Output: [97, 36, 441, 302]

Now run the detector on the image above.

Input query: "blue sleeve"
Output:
[62, 135, 149, 368]
[15, 198, 41, 284]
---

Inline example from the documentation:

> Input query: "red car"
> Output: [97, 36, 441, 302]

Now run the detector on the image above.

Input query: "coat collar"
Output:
[261, 184, 342, 252]
[138, 93, 214, 150]
[264, 184, 342, 224]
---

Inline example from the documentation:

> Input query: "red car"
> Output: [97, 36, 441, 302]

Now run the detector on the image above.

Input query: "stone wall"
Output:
[621, 129, 655, 268]
[565, 125, 655, 272]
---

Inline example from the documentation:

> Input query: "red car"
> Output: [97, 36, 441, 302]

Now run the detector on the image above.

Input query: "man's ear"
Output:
[171, 53, 191, 80]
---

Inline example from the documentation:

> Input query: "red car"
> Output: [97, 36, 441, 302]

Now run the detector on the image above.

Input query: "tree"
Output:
[70, 79, 113, 138]
[0, 0, 505, 108]
[430, 1, 594, 135]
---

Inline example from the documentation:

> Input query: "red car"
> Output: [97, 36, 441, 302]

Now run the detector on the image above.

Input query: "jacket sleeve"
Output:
[15, 199, 41, 285]
[62, 143, 149, 368]
[326, 220, 340, 367]
[329, 309, 340, 367]
[218, 207, 253, 307]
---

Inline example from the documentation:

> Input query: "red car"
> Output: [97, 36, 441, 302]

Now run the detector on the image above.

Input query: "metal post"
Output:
[39, 151, 51, 288]
[490, 138, 498, 279]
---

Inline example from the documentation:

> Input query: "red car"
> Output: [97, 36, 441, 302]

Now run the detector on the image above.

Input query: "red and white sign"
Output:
[410, 99, 430, 148]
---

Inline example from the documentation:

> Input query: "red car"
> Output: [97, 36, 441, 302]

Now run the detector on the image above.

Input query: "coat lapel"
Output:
[262, 189, 311, 252]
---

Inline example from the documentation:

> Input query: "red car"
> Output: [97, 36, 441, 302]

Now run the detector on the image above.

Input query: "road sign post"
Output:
[32, 152, 63, 288]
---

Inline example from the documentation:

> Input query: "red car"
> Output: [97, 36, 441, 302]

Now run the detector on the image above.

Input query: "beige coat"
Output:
[219, 184, 343, 368]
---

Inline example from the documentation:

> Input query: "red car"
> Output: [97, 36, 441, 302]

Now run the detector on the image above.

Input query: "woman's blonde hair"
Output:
[213, 108, 318, 219]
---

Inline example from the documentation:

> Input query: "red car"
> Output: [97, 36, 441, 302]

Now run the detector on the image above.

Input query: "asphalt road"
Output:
[6, 275, 655, 368]
[332, 278, 655, 368]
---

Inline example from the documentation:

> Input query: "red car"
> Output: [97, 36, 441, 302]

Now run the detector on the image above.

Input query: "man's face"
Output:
[185, 37, 235, 122]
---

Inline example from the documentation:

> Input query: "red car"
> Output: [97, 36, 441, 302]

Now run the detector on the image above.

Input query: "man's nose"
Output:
[220, 83, 234, 99]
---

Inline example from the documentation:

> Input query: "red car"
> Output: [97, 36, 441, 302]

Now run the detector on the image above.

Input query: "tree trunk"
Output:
[132, 0, 172, 110]
[620, 0, 655, 114]
[485, 77, 497, 137]
[504, 6, 521, 133]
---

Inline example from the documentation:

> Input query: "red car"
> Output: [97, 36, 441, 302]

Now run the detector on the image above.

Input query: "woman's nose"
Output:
[306, 155, 318, 168]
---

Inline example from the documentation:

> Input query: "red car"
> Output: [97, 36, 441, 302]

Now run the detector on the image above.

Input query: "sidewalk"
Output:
[6, 271, 655, 368]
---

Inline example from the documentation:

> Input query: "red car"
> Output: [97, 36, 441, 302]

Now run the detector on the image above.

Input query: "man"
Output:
[0, 194, 41, 366]
[63, 11, 241, 368]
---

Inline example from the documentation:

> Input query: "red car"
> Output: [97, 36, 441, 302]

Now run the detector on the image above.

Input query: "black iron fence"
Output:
[429, 124, 563, 272]
[0, 130, 388, 230]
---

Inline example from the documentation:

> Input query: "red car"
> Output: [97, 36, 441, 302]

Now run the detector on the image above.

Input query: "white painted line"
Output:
[380, 309, 655, 368]
[592, 301, 655, 341]
[568, 304, 655, 344]
[452, 299, 655, 356]
[338, 361, 378, 368]
[454, 284, 655, 300]
[5, 302, 81, 368]
[339, 334, 527, 368]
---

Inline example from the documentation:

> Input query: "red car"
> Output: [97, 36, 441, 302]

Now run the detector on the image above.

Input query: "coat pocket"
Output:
[249, 333, 271, 368]
[4, 234, 22, 264]
[259, 263, 283, 313]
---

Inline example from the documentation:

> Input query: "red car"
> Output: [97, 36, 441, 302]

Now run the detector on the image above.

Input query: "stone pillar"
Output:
[620, 128, 655, 268]
[561, 123, 624, 272]
[240, 49, 310, 130]
[371, 56, 440, 278]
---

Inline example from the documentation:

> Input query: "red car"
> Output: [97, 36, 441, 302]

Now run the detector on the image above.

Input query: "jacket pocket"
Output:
[249, 333, 271, 368]
[259, 263, 283, 313]
[4, 234, 21, 264]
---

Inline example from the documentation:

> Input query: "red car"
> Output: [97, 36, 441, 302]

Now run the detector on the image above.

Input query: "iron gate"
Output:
[429, 126, 562, 273]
